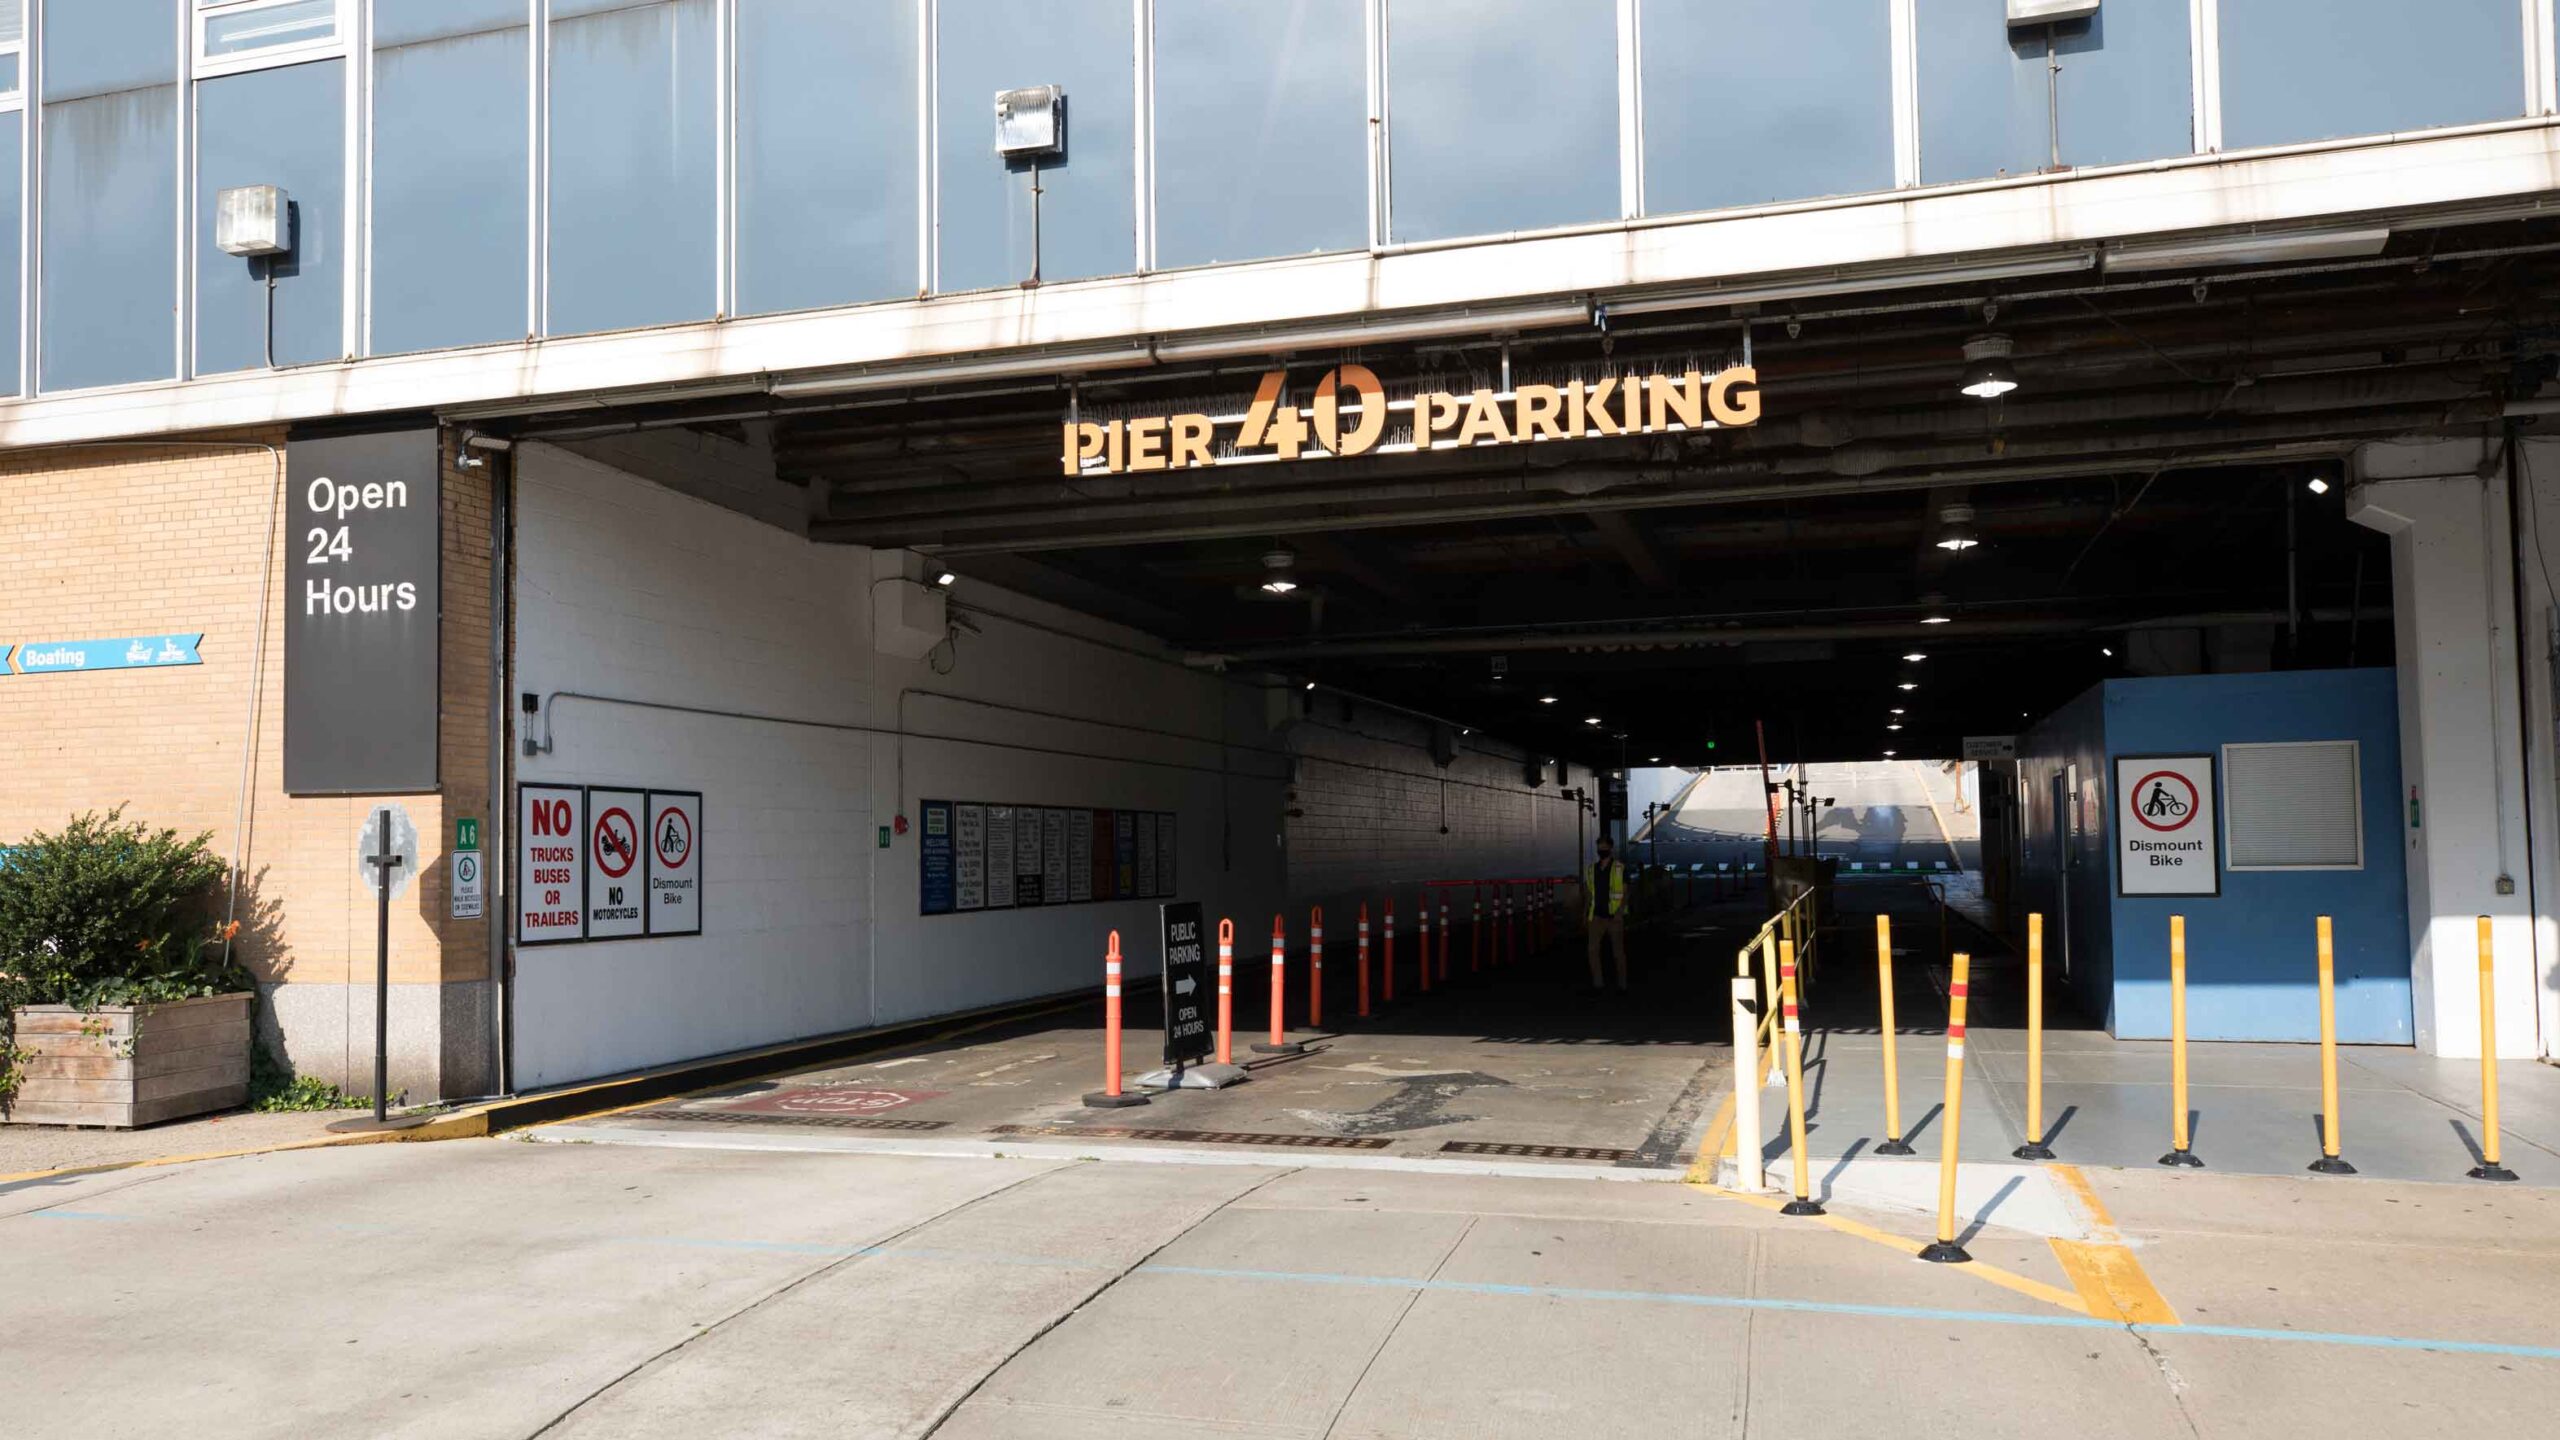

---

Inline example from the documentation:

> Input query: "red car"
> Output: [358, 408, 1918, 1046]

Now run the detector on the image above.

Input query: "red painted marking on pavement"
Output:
[717, 1087, 947, 1116]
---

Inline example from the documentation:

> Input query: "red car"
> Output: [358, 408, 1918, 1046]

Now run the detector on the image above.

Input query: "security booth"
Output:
[2014, 670, 2411, 1043]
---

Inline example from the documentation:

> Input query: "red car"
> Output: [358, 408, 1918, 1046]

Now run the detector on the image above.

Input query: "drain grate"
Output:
[638, 1108, 950, 1132]
[989, 1124, 1391, 1150]
[1440, 1140, 1643, 1162]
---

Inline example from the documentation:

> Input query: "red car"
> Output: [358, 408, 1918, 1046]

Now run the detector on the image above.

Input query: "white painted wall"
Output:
[2348, 440, 2544, 1059]
[507, 445, 1574, 1088]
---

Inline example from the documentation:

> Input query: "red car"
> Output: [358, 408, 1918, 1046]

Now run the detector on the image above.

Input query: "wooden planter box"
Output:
[5, 992, 253, 1128]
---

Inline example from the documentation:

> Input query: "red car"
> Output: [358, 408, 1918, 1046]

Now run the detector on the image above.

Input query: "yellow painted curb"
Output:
[1688, 1177, 2093, 1315]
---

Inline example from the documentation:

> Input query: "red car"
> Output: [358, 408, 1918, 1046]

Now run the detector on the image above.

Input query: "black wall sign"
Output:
[1159, 901, 1210, 1067]
[284, 428, 441, 795]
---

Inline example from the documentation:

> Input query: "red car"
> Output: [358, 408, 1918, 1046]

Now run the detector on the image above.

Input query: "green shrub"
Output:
[0, 808, 249, 1013]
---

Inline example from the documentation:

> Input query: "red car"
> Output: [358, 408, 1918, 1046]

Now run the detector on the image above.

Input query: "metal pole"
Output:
[2014, 913, 2053, 1160]
[373, 807, 392, 1124]
[2309, 916, 2352, 1172]
[1731, 973, 1765, 1192]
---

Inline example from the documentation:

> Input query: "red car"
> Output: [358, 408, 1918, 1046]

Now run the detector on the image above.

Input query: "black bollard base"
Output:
[2159, 1148, 2204, 1168]
[1874, 1138, 1916, 1156]
[2468, 1162, 2520, 1182]
[1918, 1240, 1973, 1265]
[2307, 1155, 2357, 1175]
[2012, 1142, 2056, 1161]
[1081, 1090, 1150, 1109]
[1250, 1041, 1306, 1056]
[1779, 1197, 1827, 1217]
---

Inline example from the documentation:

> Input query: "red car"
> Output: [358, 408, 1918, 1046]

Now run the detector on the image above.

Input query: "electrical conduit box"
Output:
[874, 576, 949, 660]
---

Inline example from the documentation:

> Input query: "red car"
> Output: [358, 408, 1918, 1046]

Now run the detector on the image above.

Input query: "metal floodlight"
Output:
[2007, 0, 2098, 25]
[216, 184, 292, 258]
[994, 85, 1064, 160]
[1959, 334, 2020, 400]
[2306, 476, 2332, 496]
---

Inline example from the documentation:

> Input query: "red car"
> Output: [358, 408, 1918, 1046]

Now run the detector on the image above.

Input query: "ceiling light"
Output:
[1585, 716, 1603, 726]
[1649, 756, 1662, 763]
[1882, 749, 1898, 758]
[1539, 695, 1558, 705]
[1899, 682, 1919, 692]
[1959, 334, 2019, 400]
[1887, 724, 1903, 732]
[1921, 615, 1952, 626]
[1260, 548, 1299, 595]
[1935, 502, 1980, 552]
[1891, 708, 1906, 716]
[2306, 476, 2331, 496]
[1304, 680, 1317, 690]
[1902, 652, 1927, 663]
[934, 571, 957, 587]
[2102, 646, 2115, 657]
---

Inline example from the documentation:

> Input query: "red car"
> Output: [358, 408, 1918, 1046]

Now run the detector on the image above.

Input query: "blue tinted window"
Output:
[2222, 0, 2519, 148]
[735, 0, 919, 316]
[41, 0, 179, 391]
[548, 0, 717, 334]
[1919, 0, 2192, 183]
[1387, 0, 1618, 243]
[195, 60, 345, 374]
[0, 112, 20, 395]
[372, 3, 529, 353]
[1155, 0, 1367, 269]
[2221, 0, 2520, 149]
[1642, 0, 1893, 213]
[935, 0, 1135, 292]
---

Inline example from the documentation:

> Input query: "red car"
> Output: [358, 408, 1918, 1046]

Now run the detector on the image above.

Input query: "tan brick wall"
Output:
[0, 431, 494, 1089]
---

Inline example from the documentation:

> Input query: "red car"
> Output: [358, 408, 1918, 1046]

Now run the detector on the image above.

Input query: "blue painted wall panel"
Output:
[2100, 670, 2410, 1044]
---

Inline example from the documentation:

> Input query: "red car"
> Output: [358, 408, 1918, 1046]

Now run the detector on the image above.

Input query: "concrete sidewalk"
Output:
[6, 1131, 2556, 1438]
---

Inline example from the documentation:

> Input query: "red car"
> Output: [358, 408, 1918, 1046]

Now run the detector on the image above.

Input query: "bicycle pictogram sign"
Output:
[2131, 772, 2199, 832]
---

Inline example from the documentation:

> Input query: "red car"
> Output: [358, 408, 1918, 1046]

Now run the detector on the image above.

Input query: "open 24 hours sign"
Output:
[2114, 755, 2219, 897]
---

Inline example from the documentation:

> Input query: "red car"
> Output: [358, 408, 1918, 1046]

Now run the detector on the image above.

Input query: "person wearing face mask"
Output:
[1585, 837, 1631, 994]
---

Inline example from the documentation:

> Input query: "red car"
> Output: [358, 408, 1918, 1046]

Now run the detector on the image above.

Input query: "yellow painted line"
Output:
[0, 1110, 488, 1188]
[1686, 1179, 2092, 1317]
[2045, 1165, 2180, 1326]
[1687, 1091, 1737, 1184]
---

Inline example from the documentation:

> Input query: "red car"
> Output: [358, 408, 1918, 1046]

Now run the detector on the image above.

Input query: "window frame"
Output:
[193, 0, 352, 79]
[2221, 739, 2365, 873]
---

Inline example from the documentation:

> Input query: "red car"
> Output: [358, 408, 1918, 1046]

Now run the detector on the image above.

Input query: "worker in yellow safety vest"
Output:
[1584, 837, 1631, 994]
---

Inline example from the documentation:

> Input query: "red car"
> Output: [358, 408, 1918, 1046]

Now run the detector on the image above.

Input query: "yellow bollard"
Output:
[1874, 914, 1913, 1155]
[1919, 950, 1973, 1263]
[2014, 913, 2054, 1160]
[1778, 940, 1825, 1216]
[2308, 915, 2356, 1175]
[2469, 916, 2519, 1182]
[2159, 915, 2202, 1167]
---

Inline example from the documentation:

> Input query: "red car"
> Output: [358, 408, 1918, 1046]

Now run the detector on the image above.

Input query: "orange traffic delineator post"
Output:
[1216, 918, 1236, 1066]
[1384, 895, 1398, 1003]
[2308, 914, 2355, 1175]
[1254, 916, 1304, 1055]
[1438, 897, 1451, 982]
[1308, 906, 1325, 1030]
[2013, 912, 2054, 1161]
[2469, 915, 2519, 1182]
[1357, 903, 1372, 1019]
[1873, 914, 1913, 1156]
[1777, 939, 1823, 1216]
[1083, 930, 1149, 1108]
[1918, 950, 1974, 1263]
[1418, 899, 1433, 993]
[2159, 915, 2202, 1167]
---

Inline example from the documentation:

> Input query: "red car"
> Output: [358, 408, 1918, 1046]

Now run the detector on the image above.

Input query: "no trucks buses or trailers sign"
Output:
[1160, 901, 1211, 1068]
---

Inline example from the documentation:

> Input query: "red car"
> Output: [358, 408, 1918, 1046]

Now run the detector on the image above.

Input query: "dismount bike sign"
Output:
[2115, 754, 2219, 897]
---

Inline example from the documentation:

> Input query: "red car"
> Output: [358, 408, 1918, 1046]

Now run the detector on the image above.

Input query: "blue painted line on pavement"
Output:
[620, 1235, 1103, 1271]
[25, 1210, 131, 1221]
[1141, 1264, 2560, 1362]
